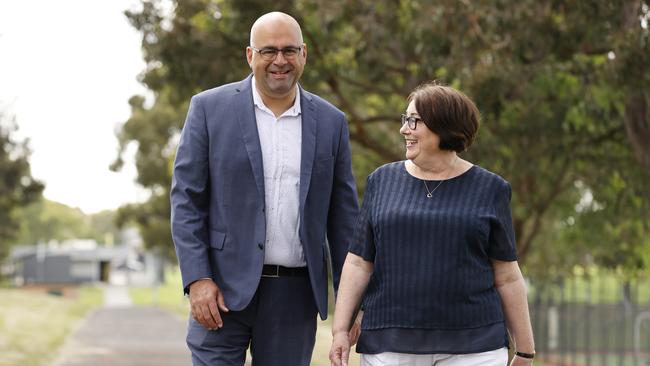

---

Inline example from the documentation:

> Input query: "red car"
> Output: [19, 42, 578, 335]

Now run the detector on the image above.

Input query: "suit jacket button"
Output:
[258, 242, 264, 250]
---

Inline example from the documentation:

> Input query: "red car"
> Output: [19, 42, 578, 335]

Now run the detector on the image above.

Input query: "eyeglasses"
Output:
[401, 114, 422, 130]
[250, 46, 303, 61]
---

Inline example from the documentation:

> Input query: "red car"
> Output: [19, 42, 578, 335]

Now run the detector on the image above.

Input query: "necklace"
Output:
[422, 180, 443, 198]
[413, 156, 459, 198]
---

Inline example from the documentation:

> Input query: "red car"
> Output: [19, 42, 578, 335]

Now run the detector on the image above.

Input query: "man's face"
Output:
[247, 19, 306, 101]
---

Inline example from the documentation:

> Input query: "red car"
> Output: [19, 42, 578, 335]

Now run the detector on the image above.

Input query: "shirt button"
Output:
[258, 242, 264, 250]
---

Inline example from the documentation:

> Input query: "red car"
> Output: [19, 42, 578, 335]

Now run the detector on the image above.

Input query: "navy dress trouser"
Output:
[186, 276, 318, 366]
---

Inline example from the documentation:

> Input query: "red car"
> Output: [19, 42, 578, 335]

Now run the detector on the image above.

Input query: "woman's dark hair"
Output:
[408, 82, 480, 152]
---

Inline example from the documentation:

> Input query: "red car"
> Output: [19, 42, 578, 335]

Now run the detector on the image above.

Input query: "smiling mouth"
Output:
[269, 70, 291, 77]
[406, 140, 417, 146]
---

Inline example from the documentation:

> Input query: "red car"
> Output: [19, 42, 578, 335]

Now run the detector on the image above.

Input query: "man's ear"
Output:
[246, 47, 253, 67]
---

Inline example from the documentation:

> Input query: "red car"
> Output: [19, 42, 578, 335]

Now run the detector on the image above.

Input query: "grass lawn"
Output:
[528, 268, 650, 304]
[539, 352, 645, 366]
[0, 287, 103, 366]
[129, 269, 190, 318]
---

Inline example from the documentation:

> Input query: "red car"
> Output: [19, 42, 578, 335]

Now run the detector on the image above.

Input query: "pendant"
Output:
[426, 193, 433, 198]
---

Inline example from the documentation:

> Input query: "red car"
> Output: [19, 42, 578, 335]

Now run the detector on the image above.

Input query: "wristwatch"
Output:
[515, 351, 535, 359]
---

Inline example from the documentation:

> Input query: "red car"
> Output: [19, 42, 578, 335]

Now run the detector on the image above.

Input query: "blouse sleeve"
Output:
[348, 174, 376, 262]
[488, 180, 518, 261]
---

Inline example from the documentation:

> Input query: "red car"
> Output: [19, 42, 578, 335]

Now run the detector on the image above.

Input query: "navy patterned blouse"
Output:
[348, 161, 517, 354]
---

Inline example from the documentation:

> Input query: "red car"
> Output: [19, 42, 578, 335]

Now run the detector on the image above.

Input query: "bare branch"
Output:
[349, 129, 402, 162]
[361, 116, 398, 124]
[518, 157, 573, 260]
[624, 92, 650, 175]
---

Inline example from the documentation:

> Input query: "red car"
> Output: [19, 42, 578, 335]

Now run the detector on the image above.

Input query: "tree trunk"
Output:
[620, 0, 650, 176]
[623, 92, 650, 176]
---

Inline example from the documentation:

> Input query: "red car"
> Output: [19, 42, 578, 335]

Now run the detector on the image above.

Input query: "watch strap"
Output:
[515, 351, 535, 359]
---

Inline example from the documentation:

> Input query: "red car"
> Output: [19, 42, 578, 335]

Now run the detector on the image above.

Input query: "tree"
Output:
[114, 0, 650, 273]
[13, 199, 123, 246]
[88, 209, 125, 246]
[617, 1, 650, 175]
[14, 199, 89, 244]
[0, 114, 44, 259]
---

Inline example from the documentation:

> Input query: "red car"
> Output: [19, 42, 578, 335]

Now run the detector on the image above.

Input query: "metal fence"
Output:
[529, 272, 650, 366]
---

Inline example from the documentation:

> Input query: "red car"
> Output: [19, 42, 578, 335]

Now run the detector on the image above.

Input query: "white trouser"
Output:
[360, 347, 508, 366]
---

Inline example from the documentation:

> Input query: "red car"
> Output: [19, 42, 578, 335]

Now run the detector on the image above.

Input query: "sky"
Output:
[0, 0, 151, 214]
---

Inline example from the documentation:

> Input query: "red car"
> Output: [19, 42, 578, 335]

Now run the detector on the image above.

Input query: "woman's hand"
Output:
[330, 253, 373, 366]
[510, 355, 534, 366]
[330, 331, 352, 366]
[348, 310, 363, 346]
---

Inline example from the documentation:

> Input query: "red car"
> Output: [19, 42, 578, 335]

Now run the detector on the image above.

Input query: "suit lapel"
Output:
[235, 76, 265, 202]
[299, 87, 317, 212]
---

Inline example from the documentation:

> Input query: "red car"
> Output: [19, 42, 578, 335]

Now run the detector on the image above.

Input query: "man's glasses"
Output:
[401, 114, 422, 130]
[251, 46, 303, 61]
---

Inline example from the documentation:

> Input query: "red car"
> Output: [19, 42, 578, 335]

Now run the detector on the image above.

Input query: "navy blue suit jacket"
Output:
[171, 75, 358, 319]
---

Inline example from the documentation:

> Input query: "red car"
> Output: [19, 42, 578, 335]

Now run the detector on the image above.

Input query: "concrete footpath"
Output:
[51, 286, 191, 366]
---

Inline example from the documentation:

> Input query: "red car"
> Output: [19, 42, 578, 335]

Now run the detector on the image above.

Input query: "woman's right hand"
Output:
[510, 355, 534, 366]
[348, 310, 363, 346]
[330, 331, 351, 366]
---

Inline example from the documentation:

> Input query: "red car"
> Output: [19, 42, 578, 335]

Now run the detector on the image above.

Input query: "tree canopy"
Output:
[13, 199, 123, 247]
[114, 0, 650, 275]
[0, 113, 44, 259]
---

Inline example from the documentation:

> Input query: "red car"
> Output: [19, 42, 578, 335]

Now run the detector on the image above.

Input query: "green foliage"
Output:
[14, 199, 89, 244]
[0, 115, 44, 260]
[87, 209, 124, 245]
[114, 0, 650, 274]
[110, 93, 180, 259]
[116, 193, 175, 259]
[13, 198, 122, 246]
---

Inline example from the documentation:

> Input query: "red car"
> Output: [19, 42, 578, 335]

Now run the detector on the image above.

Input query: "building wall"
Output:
[19, 254, 99, 284]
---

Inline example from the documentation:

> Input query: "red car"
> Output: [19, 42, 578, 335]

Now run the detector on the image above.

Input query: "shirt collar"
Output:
[251, 76, 301, 117]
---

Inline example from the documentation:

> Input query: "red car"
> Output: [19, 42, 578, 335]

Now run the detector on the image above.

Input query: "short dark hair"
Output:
[408, 82, 480, 152]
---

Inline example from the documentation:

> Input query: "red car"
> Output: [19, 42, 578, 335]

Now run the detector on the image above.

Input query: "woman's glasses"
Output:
[401, 114, 422, 130]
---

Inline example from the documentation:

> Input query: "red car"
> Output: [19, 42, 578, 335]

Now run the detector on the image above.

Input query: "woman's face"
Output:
[400, 100, 441, 163]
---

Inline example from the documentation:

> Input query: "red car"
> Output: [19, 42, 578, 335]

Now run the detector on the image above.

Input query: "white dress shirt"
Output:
[251, 77, 305, 267]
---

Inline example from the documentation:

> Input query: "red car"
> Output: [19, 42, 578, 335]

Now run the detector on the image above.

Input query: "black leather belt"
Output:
[262, 265, 308, 278]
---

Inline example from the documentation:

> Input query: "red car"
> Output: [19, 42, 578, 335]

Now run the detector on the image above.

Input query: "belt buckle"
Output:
[262, 265, 280, 278]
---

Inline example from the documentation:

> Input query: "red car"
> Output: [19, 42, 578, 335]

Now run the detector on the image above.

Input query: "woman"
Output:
[330, 83, 535, 366]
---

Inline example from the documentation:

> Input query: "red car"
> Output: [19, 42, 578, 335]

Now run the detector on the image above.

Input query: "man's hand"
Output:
[348, 310, 363, 346]
[329, 331, 351, 366]
[188, 279, 229, 330]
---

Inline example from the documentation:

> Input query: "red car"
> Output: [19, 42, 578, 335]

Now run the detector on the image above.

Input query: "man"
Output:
[171, 11, 359, 366]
